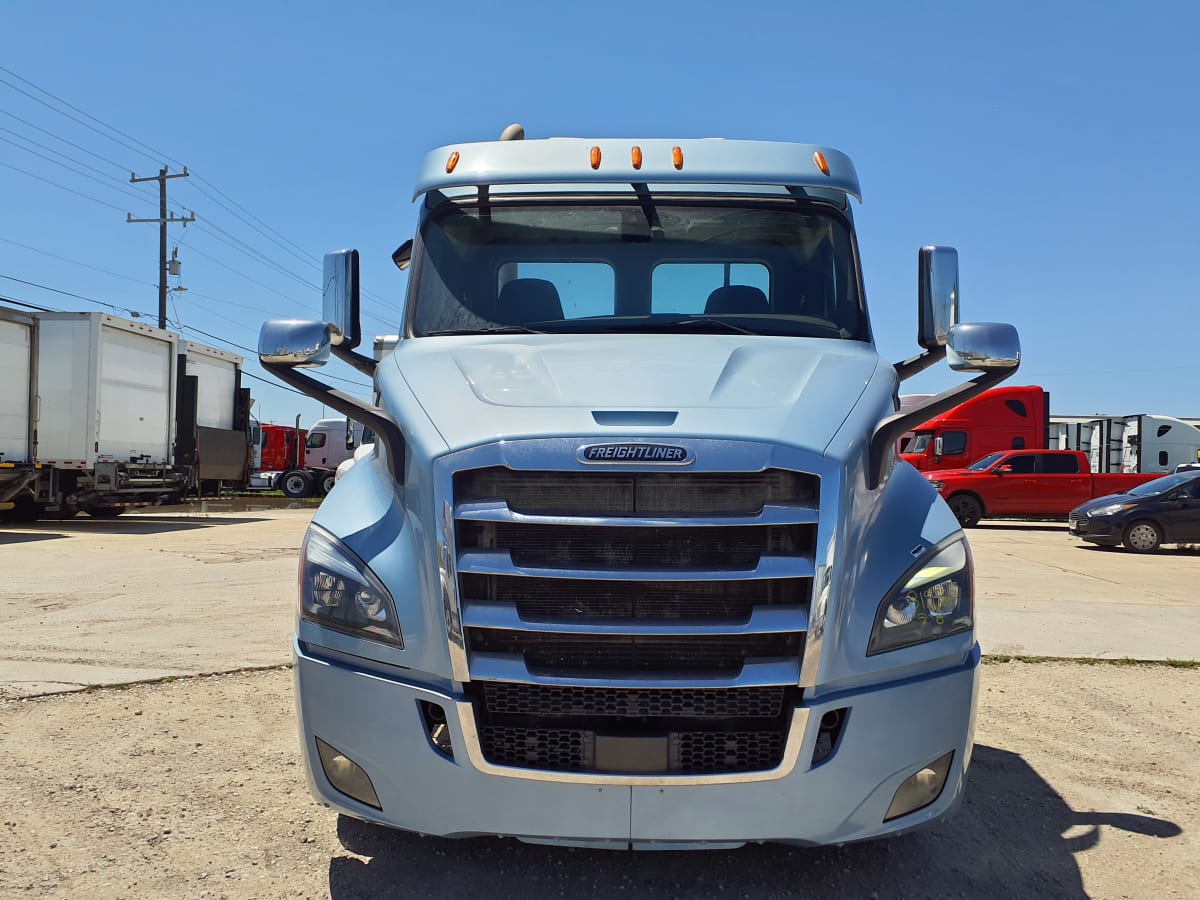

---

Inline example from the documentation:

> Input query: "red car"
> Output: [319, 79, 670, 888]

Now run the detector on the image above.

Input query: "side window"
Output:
[940, 431, 968, 456]
[1039, 453, 1081, 474]
[1159, 450, 1169, 467]
[1005, 454, 1036, 474]
[1012, 437, 1026, 449]
[1157, 424, 1172, 437]
[652, 263, 770, 314]
[306, 432, 326, 450]
[505, 263, 615, 319]
[1005, 399, 1028, 417]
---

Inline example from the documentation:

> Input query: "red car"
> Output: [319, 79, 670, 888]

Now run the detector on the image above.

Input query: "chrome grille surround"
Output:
[434, 437, 841, 784]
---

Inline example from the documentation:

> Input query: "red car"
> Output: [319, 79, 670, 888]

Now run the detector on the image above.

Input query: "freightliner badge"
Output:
[577, 443, 694, 465]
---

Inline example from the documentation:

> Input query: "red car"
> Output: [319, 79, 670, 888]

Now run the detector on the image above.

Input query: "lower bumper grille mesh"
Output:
[482, 683, 786, 719]
[479, 724, 787, 774]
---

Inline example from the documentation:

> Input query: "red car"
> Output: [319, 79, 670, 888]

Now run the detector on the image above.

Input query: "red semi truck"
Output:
[901, 385, 1048, 472]
[925, 449, 1160, 527]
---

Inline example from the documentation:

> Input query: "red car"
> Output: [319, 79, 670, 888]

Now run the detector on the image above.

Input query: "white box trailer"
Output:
[36, 312, 178, 467]
[25, 312, 190, 516]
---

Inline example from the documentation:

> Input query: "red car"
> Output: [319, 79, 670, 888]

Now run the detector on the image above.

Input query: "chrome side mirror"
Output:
[258, 319, 332, 368]
[946, 322, 1020, 372]
[323, 250, 361, 350]
[917, 246, 959, 350]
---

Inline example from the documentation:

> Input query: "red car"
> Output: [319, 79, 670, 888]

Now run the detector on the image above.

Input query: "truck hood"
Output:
[385, 334, 884, 455]
[923, 468, 985, 480]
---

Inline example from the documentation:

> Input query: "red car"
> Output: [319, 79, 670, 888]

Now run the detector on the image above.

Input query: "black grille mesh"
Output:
[461, 574, 807, 620]
[671, 731, 786, 774]
[455, 468, 816, 517]
[480, 726, 593, 772]
[478, 725, 786, 774]
[458, 522, 810, 569]
[468, 631, 801, 672]
[481, 684, 786, 719]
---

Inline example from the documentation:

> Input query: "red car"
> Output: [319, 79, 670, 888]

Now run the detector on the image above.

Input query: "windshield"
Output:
[408, 198, 867, 340]
[907, 433, 932, 454]
[967, 452, 1006, 471]
[1128, 471, 1199, 497]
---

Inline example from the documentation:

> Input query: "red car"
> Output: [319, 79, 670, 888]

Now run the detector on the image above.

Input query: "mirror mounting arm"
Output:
[331, 345, 377, 377]
[262, 363, 406, 485]
[868, 364, 1017, 491]
[894, 345, 947, 381]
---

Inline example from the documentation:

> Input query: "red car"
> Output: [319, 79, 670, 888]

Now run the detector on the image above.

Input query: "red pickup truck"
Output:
[923, 449, 1161, 527]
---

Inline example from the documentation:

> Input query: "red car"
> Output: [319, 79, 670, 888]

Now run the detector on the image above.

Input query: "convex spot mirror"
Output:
[946, 322, 1021, 373]
[258, 319, 332, 368]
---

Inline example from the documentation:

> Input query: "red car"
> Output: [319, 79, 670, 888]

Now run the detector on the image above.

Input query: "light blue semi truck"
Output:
[259, 129, 1020, 849]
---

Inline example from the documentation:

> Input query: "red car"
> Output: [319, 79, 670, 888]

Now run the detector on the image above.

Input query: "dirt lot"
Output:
[0, 663, 1196, 898]
[1, 511, 1198, 898]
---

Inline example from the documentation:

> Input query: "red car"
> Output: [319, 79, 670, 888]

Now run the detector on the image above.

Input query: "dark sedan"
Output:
[1069, 470, 1200, 551]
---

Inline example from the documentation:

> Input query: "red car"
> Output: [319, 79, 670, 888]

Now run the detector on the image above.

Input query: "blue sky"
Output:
[2, 1, 1197, 427]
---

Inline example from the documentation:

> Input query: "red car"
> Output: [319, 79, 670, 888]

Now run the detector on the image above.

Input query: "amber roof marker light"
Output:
[445, 151, 460, 174]
[672, 146, 684, 170]
[590, 146, 602, 169]
[813, 151, 830, 176]
[631, 146, 643, 170]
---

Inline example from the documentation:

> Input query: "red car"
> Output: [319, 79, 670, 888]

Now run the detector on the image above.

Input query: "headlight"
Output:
[299, 524, 403, 647]
[868, 540, 972, 655]
[1088, 502, 1134, 517]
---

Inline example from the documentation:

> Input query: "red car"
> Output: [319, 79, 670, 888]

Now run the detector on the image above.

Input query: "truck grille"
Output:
[450, 464, 817, 777]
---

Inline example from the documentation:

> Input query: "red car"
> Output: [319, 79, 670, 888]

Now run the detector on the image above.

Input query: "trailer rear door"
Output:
[0, 315, 33, 463]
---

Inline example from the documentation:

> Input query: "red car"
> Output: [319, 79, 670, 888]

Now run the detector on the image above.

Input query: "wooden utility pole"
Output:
[127, 167, 195, 330]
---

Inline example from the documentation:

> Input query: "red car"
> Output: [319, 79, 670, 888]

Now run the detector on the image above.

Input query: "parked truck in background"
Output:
[267, 416, 372, 498]
[1108, 415, 1200, 474]
[900, 385, 1048, 471]
[925, 449, 1160, 527]
[0, 308, 251, 520]
[258, 130, 1021, 848]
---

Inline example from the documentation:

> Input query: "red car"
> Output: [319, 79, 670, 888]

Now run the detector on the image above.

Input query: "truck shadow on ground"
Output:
[326, 746, 1180, 899]
[9, 514, 272, 536]
[0, 530, 65, 545]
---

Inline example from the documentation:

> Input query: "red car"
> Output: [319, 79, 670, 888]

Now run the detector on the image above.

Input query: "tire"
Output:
[7, 493, 42, 523]
[86, 505, 125, 518]
[1122, 519, 1162, 553]
[948, 493, 983, 528]
[319, 472, 337, 496]
[281, 470, 314, 499]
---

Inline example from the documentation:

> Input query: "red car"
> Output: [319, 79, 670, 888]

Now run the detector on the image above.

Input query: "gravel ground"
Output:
[1, 661, 1196, 899]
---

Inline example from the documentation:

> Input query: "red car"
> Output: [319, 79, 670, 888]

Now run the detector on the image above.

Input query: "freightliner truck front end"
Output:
[260, 129, 1020, 849]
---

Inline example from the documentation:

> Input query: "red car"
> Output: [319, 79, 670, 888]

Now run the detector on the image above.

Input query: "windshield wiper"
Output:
[671, 317, 760, 335]
[423, 324, 549, 336]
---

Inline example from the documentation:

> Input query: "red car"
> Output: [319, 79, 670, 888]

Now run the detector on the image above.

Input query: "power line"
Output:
[0, 65, 179, 169]
[0, 105, 137, 174]
[0, 131, 160, 208]
[0, 294, 57, 312]
[0, 159, 128, 212]
[0, 236, 154, 287]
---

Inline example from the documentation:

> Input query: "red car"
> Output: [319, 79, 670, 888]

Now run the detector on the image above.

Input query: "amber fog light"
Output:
[884, 751, 954, 822]
[316, 737, 382, 810]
